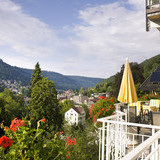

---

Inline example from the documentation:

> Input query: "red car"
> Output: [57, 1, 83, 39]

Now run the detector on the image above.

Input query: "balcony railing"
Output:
[122, 130, 160, 160]
[97, 111, 160, 160]
[146, 0, 160, 6]
[145, 0, 160, 31]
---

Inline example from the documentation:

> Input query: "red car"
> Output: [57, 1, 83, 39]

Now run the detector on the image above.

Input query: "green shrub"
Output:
[0, 118, 76, 160]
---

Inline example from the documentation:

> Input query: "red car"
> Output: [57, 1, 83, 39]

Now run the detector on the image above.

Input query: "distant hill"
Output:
[0, 59, 31, 85]
[0, 59, 104, 90]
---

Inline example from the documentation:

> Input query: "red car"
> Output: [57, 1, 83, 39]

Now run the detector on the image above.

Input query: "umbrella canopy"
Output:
[118, 58, 138, 103]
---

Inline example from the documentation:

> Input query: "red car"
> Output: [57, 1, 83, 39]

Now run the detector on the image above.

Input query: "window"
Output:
[153, 82, 158, 84]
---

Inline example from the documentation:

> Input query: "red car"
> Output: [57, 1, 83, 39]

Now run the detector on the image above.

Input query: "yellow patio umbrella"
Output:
[118, 58, 138, 103]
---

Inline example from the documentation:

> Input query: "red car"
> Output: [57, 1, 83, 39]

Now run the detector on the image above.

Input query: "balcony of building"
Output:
[146, 0, 160, 31]
[97, 106, 160, 160]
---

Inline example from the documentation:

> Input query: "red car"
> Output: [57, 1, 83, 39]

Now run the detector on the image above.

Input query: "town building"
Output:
[71, 93, 88, 104]
[140, 66, 160, 91]
[65, 106, 85, 125]
[64, 89, 75, 99]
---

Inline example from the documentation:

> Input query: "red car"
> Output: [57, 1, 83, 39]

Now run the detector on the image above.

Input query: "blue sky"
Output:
[0, 0, 160, 78]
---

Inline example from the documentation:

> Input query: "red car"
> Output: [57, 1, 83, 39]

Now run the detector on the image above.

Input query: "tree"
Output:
[0, 89, 25, 126]
[0, 98, 9, 125]
[81, 104, 89, 120]
[60, 99, 75, 116]
[28, 78, 62, 130]
[29, 62, 43, 96]
[79, 87, 84, 94]
[112, 62, 144, 97]
[74, 88, 79, 95]
[20, 87, 29, 97]
[0, 84, 5, 93]
[31, 62, 42, 86]
[79, 87, 87, 96]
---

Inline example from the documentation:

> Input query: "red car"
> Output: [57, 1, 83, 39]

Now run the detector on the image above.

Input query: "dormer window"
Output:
[153, 82, 159, 84]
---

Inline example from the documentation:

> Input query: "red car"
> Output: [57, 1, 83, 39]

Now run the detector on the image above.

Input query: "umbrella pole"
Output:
[127, 104, 129, 122]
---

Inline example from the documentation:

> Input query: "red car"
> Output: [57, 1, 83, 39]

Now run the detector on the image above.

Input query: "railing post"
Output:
[99, 129, 101, 160]
[155, 139, 158, 160]
[120, 114, 122, 158]
[115, 117, 118, 160]
[106, 122, 109, 160]
[159, 144, 160, 160]
[152, 128, 155, 160]
[102, 122, 105, 160]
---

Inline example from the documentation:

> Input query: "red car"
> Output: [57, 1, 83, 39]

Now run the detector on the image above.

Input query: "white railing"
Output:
[97, 111, 160, 160]
[122, 130, 160, 160]
[98, 111, 127, 160]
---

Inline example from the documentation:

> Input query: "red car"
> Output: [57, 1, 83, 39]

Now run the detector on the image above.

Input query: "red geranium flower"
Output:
[109, 105, 113, 108]
[93, 117, 96, 122]
[65, 137, 76, 146]
[56, 131, 64, 136]
[0, 136, 14, 149]
[9, 118, 25, 132]
[40, 119, 46, 123]
[110, 99, 114, 102]
[99, 96, 107, 99]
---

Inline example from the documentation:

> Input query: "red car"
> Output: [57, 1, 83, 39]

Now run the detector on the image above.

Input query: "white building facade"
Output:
[65, 107, 85, 125]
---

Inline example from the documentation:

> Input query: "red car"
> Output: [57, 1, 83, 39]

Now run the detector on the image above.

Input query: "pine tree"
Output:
[28, 62, 43, 97]
[28, 63, 62, 130]
[31, 62, 42, 87]
[28, 75, 62, 130]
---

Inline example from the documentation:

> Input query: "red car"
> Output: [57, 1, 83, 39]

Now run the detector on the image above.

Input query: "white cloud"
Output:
[128, 0, 145, 9]
[0, 0, 59, 57]
[0, 0, 160, 78]
[67, 0, 160, 77]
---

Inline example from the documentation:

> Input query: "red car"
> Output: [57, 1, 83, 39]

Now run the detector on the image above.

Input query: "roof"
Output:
[155, 66, 160, 72]
[65, 89, 74, 93]
[150, 71, 160, 82]
[140, 66, 160, 91]
[59, 97, 67, 100]
[72, 107, 84, 114]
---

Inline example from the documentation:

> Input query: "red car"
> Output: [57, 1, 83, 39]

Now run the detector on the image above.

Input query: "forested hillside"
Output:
[92, 54, 160, 96]
[0, 59, 30, 85]
[0, 59, 103, 90]
[140, 54, 160, 78]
